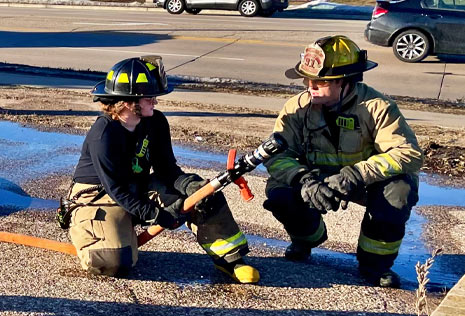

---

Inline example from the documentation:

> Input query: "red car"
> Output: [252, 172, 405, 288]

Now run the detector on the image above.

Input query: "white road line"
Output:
[60, 47, 244, 61]
[73, 22, 169, 26]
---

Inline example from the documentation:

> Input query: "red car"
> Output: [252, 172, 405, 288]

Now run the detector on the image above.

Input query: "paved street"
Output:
[1, 5, 465, 100]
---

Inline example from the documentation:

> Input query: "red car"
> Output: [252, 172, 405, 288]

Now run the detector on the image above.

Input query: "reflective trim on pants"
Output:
[289, 216, 326, 244]
[358, 231, 402, 256]
[201, 231, 247, 256]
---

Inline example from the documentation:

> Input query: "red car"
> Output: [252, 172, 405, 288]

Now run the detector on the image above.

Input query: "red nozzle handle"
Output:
[227, 149, 236, 170]
[227, 149, 253, 201]
[234, 176, 254, 202]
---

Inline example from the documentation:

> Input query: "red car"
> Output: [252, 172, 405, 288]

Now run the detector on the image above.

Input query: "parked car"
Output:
[365, 0, 465, 62]
[158, 0, 288, 17]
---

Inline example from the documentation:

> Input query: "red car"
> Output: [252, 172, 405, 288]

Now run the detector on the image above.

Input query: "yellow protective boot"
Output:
[214, 259, 260, 284]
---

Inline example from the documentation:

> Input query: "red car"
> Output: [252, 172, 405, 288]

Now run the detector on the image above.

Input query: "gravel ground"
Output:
[1, 85, 464, 315]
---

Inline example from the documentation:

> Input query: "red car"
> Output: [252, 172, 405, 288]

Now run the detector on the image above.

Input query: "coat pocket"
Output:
[339, 129, 363, 154]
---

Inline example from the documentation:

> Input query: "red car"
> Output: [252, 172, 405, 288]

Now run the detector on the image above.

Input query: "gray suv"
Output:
[158, 0, 288, 17]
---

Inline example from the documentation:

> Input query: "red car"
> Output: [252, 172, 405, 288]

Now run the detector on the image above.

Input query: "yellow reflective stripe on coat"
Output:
[201, 231, 247, 256]
[290, 216, 325, 243]
[358, 232, 402, 255]
[367, 153, 402, 177]
[267, 157, 302, 174]
[308, 146, 373, 167]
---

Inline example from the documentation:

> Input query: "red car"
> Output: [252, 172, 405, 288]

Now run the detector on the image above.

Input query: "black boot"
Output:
[359, 265, 401, 288]
[285, 242, 312, 262]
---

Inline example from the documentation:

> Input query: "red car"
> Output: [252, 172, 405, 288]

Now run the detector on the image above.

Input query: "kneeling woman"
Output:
[67, 56, 258, 283]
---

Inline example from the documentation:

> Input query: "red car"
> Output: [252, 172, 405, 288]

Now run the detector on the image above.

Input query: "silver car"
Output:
[158, 0, 288, 17]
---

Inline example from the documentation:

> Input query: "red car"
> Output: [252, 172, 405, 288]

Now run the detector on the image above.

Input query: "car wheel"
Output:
[392, 30, 430, 63]
[259, 9, 276, 17]
[166, 0, 185, 14]
[185, 8, 201, 14]
[239, 0, 259, 17]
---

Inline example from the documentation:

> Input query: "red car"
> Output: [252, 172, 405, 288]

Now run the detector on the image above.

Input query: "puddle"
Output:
[1, 120, 464, 290]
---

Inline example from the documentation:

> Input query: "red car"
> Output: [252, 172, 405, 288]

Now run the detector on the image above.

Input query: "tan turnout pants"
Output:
[69, 177, 248, 276]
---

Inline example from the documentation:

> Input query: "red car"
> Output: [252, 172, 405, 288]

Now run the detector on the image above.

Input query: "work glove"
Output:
[324, 166, 365, 210]
[155, 198, 188, 230]
[175, 173, 214, 212]
[300, 173, 340, 214]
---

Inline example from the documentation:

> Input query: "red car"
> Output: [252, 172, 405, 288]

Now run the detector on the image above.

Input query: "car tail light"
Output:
[372, 5, 388, 18]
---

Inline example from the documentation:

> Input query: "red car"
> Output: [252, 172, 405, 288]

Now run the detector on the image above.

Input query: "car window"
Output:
[425, 0, 465, 10]
[423, 0, 439, 8]
[455, 0, 465, 10]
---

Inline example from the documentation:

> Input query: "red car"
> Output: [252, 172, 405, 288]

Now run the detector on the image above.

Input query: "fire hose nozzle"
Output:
[234, 176, 254, 201]
[227, 149, 254, 201]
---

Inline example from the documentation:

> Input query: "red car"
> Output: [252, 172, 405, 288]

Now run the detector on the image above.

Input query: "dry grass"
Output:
[415, 248, 443, 316]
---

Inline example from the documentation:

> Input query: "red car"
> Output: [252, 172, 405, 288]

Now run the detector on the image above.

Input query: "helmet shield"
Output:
[92, 55, 171, 100]
[285, 35, 378, 80]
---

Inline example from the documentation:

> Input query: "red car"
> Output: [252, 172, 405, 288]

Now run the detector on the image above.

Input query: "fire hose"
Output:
[0, 133, 287, 256]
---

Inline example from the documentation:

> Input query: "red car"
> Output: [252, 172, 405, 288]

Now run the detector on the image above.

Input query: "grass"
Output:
[415, 248, 443, 316]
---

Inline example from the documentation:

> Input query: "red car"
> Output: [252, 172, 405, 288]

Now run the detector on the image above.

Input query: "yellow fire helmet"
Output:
[285, 35, 378, 80]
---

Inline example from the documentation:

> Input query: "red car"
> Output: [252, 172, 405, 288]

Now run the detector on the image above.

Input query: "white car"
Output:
[158, 0, 288, 17]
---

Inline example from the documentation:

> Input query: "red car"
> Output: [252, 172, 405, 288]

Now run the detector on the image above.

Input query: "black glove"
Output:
[175, 173, 213, 211]
[155, 198, 188, 230]
[325, 166, 365, 209]
[175, 173, 205, 196]
[300, 173, 340, 213]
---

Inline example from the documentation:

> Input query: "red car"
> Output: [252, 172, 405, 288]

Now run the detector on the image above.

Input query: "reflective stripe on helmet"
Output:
[358, 231, 402, 255]
[106, 70, 114, 81]
[136, 73, 149, 83]
[118, 73, 130, 83]
[201, 231, 247, 256]
[145, 62, 156, 71]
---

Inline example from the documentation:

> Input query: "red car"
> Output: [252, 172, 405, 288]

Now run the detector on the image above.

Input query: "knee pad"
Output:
[87, 246, 134, 277]
[366, 175, 418, 225]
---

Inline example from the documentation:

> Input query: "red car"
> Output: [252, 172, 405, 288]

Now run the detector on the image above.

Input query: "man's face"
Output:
[138, 97, 157, 117]
[304, 78, 343, 107]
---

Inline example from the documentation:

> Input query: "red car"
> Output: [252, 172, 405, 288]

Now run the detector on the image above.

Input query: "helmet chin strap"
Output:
[132, 100, 143, 118]
[328, 80, 348, 113]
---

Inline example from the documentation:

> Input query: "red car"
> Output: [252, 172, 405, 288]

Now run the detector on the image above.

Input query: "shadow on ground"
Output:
[0, 31, 171, 48]
[0, 295, 413, 316]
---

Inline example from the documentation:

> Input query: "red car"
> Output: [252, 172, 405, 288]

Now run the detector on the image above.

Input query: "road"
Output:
[1, 6, 465, 100]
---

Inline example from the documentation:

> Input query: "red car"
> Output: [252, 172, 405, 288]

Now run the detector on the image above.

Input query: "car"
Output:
[364, 0, 465, 62]
[158, 0, 288, 17]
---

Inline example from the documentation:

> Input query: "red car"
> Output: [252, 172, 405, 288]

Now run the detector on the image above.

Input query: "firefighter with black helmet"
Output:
[68, 56, 259, 283]
[263, 36, 423, 288]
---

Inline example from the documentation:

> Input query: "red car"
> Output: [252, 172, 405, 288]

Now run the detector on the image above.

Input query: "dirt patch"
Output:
[1, 86, 465, 187]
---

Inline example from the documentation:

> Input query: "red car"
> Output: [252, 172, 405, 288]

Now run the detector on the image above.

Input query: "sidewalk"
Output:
[431, 275, 465, 316]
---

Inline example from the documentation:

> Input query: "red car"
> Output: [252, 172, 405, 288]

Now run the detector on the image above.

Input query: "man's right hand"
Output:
[300, 176, 339, 213]
[156, 198, 188, 229]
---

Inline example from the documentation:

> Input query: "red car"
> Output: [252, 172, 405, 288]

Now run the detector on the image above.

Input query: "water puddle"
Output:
[1, 120, 464, 290]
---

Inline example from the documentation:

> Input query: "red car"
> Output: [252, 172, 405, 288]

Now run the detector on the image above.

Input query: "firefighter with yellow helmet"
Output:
[263, 35, 423, 288]
[67, 56, 259, 283]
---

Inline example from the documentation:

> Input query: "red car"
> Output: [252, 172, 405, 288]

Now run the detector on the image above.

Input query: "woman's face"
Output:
[138, 97, 157, 117]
